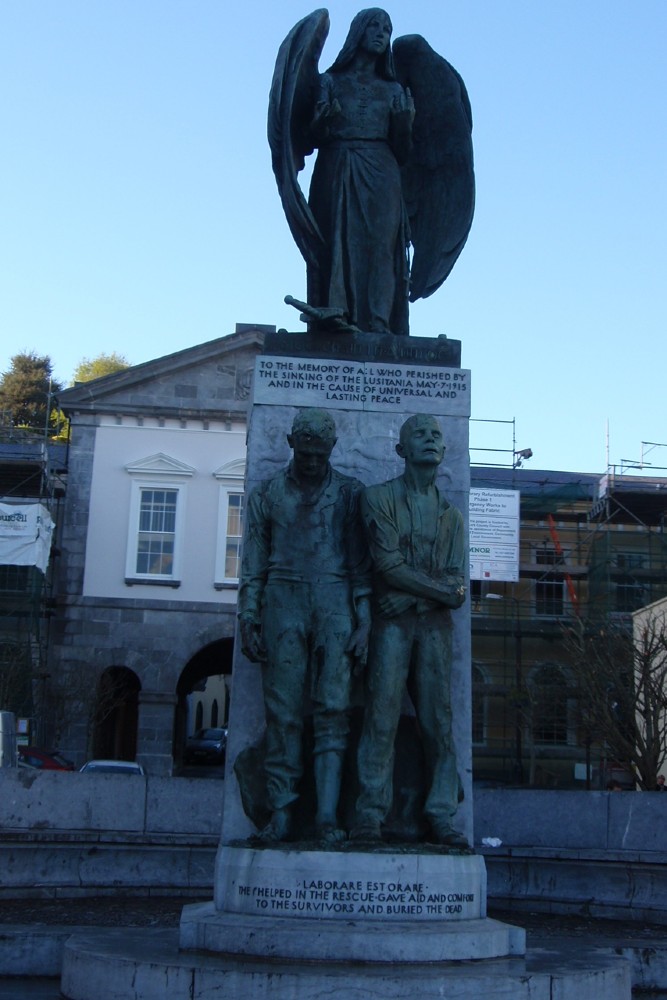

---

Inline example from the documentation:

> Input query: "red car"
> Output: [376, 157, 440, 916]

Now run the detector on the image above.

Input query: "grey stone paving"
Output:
[0, 980, 60, 999]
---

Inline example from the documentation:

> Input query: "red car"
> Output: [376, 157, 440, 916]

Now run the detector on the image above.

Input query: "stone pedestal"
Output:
[179, 844, 525, 964]
[214, 845, 486, 921]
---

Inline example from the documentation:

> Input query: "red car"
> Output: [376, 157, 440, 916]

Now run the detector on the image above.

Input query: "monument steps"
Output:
[180, 903, 525, 963]
[60, 926, 631, 1000]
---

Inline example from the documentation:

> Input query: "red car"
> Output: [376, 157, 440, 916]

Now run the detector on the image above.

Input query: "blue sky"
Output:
[1, 1, 665, 474]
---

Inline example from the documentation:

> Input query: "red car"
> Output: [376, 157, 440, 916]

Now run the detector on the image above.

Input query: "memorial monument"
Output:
[59, 8, 631, 997]
[174, 8, 628, 996]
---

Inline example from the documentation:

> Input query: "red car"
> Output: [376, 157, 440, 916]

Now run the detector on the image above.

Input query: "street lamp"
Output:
[513, 448, 533, 468]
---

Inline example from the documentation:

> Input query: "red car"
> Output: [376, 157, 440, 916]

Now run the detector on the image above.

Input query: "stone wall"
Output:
[3, 778, 667, 921]
[48, 597, 237, 773]
[0, 769, 223, 898]
[0, 768, 223, 835]
[475, 788, 667, 923]
[5, 778, 662, 849]
[475, 788, 666, 852]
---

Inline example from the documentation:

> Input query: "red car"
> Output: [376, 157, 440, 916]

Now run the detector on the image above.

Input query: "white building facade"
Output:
[51, 325, 266, 774]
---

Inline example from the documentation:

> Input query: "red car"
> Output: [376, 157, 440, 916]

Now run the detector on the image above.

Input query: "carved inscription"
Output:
[234, 877, 477, 920]
[253, 356, 471, 416]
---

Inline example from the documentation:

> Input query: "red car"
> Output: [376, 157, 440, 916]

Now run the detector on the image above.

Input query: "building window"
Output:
[223, 492, 244, 580]
[616, 552, 644, 570]
[0, 564, 30, 592]
[136, 488, 178, 576]
[211, 699, 219, 727]
[213, 459, 245, 588]
[123, 455, 195, 586]
[125, 480, 186, 583]
[529, 664, 569, 745]
[615, 582, 645, 613]
[195, 701, 203, 731]
[614, 552, 646, 612]
[535, 548, 564, 616]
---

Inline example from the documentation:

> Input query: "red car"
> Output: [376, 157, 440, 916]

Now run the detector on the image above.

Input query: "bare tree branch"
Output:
[564, 613, 667, 790]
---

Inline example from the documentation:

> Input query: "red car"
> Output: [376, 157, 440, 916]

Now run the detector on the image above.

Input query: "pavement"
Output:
[1, 900, 666, 997]
[0, 897, 191, 999]
[0, 980, 61, 999]
[0, 896, 188, 929]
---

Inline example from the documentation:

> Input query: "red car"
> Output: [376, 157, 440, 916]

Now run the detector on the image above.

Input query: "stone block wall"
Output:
[475, 788, 667, 923]
[48, 597, 237, 773]
[0, 769, 223, 835]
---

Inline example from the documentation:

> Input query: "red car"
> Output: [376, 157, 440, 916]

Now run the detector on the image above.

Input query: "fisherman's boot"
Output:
[314, 749, 346, 844]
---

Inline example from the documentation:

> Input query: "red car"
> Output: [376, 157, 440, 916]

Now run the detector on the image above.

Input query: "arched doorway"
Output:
[174, 638, 234, 770]
[91, 666, 141, 761]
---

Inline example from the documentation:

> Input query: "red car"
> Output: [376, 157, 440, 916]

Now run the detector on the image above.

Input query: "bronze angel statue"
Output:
[268, 8, 474, 337]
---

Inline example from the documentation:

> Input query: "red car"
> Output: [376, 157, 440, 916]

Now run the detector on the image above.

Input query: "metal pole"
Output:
[514, 597, 524, 784]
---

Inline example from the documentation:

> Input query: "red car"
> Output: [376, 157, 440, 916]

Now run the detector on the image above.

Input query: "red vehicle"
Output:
[18, 747, 75, 771]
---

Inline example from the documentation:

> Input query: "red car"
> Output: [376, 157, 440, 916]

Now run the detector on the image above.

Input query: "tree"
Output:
[0, 352, 63, 432]
[565, 613, 667, 790]
[43, 663, 137, 758]
[40, 663, 100, 754]
[71, 352, 130, 385]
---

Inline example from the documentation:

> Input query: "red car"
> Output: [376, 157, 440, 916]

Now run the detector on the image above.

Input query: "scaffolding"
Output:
[0, 423, 66, 727]
[470, 453, 667, 788]
[586, 473, 667, 617]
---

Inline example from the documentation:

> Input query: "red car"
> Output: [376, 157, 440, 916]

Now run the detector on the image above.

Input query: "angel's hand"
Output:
[312, 98, 341, 125]
[311, 98, 342, 141]
[392, 87, 415, 123]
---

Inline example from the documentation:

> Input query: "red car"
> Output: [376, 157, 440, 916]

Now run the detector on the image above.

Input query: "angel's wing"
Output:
[267, 9, 329, 268]
[393, 34, 475, 302]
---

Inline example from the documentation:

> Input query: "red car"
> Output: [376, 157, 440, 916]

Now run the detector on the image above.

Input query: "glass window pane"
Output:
[225, 539, 241, 579]
[136, 489, 177, 576]
[222, 492, 244, 581]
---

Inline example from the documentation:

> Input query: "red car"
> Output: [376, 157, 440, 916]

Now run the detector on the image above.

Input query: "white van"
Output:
[0, 711, 18, 768]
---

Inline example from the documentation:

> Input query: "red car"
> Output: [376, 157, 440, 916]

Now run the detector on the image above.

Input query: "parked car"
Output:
[18, 747, 75, 771]
[184, 727, 227, 765]
[79, 759, 145, 776]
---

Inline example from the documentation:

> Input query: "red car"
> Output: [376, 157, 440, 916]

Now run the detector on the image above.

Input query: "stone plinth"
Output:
[214, 844, 486, 922]
[179, 905, 524, 963]
[178, 844, 523, 965]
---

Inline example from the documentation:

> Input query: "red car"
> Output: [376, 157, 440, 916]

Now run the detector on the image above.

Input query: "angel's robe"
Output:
[307, 71, 411, 336]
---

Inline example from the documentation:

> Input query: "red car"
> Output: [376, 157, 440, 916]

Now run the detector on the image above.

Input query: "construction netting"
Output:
[0, 502, 54, 573]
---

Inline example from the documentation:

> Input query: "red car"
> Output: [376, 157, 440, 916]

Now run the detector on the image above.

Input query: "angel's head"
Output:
[329, 9, 396, 80]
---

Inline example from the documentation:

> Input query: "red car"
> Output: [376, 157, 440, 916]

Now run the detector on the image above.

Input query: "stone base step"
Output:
[180, 901, 525, 962]
[60, 927, 631, 1000]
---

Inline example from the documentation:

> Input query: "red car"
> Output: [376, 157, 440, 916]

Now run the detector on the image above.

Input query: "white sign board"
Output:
[469, 488, 520, 582]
